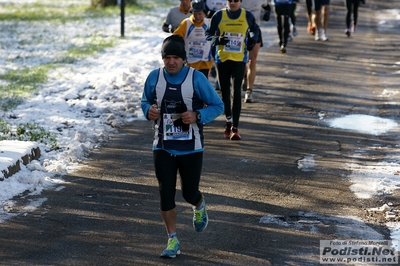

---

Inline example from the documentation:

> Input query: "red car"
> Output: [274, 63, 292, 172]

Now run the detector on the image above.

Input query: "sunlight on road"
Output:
[328, 114, 398, 136]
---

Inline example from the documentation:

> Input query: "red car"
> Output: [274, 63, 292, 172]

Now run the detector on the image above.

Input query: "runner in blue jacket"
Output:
[141, 35, 224, 259]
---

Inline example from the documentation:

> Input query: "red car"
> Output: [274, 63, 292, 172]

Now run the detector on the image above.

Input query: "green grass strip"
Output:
[0, 119, 58, 150]
[0, 2, 168, 22]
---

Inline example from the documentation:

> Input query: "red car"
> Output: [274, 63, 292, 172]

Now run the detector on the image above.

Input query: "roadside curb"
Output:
[0, 140, 41, 181]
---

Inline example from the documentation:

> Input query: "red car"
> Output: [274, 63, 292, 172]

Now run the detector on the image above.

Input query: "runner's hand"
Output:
[148, 104, 160, 121]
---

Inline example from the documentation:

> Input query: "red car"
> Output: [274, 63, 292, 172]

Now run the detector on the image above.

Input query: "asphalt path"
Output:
[1, 0, 399, 265]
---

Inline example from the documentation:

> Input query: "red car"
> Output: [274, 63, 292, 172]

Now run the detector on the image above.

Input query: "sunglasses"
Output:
[227, 0, 240, 2]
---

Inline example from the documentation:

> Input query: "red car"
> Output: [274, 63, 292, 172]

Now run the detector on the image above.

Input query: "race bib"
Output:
[223, 32, 243, 53]
[163, 113, 193, 141]
[188, 41, 206, 60]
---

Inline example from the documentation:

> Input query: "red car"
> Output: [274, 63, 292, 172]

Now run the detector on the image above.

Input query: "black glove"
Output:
[218, 32, 229, 45]
[360, 0, 365, 3]
[262, 4, 271, 21]
[162, 23, 174, 33]
[247, 37, 256, 51]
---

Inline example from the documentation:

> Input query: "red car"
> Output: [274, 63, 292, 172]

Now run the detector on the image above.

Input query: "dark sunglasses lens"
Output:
[228, 0, 239, 2]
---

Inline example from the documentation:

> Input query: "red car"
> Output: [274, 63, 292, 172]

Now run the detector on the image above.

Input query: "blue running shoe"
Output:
[193, 198, 208, 232]
[160, 236, 181, 258]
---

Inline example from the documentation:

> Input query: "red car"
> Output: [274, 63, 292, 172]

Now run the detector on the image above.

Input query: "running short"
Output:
[275, 3, 293, 16]
[314, 0, 330, 11]
[256, 26, 263, 47]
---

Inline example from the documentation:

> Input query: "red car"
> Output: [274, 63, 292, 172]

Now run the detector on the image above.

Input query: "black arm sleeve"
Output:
[205, 11, 222, 46]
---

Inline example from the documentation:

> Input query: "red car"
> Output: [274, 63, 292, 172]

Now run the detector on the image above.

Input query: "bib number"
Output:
[163, 113, 193, 141]
[223, 32, 243, 53]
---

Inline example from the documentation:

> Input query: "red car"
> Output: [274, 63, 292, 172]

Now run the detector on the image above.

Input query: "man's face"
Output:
[180, 0, 191, 9]
[192, 11, 205, 23]
[163, 55, 185, 75]
[226, 0, 241, 12]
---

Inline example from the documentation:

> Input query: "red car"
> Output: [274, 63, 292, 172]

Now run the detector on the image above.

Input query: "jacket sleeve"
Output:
[141, 69, 159, 120]
[162, 10, 174, 33]
[193, 71, 224, 124]
[205, 11, 222, 47]
[246, 10, 259, 42]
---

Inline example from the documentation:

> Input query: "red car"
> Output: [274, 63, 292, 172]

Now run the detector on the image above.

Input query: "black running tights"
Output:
[154, 150, 203, 211]
[346, 0, 360, 28]
[275, 5, 291, 46]
[216, 60, 246, 128]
